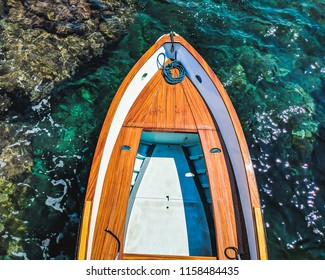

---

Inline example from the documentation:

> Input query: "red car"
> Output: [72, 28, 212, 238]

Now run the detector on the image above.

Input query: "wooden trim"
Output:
[123, 70, 161, 128]
[122, 253, 216, 260]
[165, 82, 176, 128]
[156, 80, 167, 128]
[198, 129, 238, 260]
[77, 200, 92, 260]
[90, 127, 142, 259]
[253, 207, 268, 260]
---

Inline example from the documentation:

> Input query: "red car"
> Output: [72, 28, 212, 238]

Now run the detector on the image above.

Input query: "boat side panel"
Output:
[198, 129, 238, 260]
[90, 127, 142, 259]
[77, 200, 92, 260]
[254, 207, 268, 259]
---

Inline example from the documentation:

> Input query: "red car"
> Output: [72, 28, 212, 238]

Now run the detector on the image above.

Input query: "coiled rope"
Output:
[157, 53, 186, 85]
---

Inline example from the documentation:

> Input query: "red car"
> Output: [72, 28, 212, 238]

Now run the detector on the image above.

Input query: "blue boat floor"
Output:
[124, 142, 213, 256]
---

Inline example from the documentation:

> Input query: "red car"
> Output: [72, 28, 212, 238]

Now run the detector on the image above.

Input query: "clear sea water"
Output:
[1, 0, 324, 259]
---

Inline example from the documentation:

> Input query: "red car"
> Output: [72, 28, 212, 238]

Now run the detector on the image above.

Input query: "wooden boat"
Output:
[77, 33, 268, 260]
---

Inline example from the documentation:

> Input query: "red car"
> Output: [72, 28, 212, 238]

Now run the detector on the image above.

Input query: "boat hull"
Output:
[77, 33, 268, 260]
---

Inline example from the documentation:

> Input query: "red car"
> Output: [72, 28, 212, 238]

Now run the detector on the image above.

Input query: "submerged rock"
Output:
[0, 0, 135, 108]
[0, 122, 33, 179]
[0, 94, 12, 117]
[0, 159, 33, 258]
[0, 121, 34, 259]
[0, 176, 33, 259]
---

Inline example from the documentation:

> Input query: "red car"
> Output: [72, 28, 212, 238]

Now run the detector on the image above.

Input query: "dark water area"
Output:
[0, 0, 324, 259]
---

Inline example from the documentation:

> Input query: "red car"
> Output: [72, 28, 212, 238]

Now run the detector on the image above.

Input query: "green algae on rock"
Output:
[0, 0, 135, 107]
[0, 176, 32, 259]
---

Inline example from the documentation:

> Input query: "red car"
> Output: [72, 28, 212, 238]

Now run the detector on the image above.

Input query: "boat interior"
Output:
[124, 131, 216, 257]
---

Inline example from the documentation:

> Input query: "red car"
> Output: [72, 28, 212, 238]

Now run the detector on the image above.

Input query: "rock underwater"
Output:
[0, 0, 135, 106]
[0, 122, 34, 259]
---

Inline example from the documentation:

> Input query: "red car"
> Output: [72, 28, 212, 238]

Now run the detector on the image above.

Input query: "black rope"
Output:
[104, 229, 121, 259]
[224, 246, 241, 260]
[157, 53, 186, 85]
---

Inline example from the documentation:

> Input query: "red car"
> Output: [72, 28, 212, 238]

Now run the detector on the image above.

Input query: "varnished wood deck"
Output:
[124, 71, 198, 132]
[78, 34, 267, 260]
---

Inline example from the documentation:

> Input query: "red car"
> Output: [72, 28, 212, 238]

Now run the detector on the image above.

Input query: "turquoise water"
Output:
[1, 0, 324, 259]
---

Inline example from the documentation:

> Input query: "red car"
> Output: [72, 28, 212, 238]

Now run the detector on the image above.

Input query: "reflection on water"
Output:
[0, 0, 324, 259]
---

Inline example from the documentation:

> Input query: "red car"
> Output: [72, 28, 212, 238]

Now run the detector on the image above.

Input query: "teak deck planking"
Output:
[124, 68, 198, 132]
[78, 34, 267, 260]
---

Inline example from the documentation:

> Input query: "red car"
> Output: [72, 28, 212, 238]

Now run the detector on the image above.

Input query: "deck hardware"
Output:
[185, 172, 195, 177]
[170, 31, 175, 53]
[210, 147, 221, 153]
[104, 229, 121, 260]
[141, 73, 148, 80]
[195, 75, 202, 83]
[121, 145, 131, 151]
